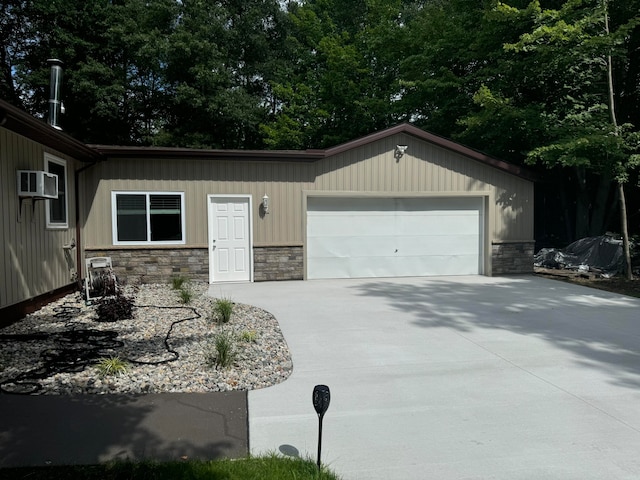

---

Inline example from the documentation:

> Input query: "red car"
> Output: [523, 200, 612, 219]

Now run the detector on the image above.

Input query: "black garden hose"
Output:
[0, 302, 201, 395]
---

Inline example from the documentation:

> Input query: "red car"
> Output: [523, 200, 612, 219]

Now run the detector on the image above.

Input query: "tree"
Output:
[159, 0, 290, 149]
[3, 0, 289, 147]
[475, 0, 640, 275]
[0, 0, 28, 105]
[260, 0, 410, 149]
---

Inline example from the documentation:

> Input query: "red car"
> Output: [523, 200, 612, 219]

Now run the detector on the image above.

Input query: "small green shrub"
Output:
[239, 329, 258, 343]
[207, 330, 236, 369]
[96, 293, 134, 322]
[178, 286, 193, 304]
[171, 276, 188, 290]
[213, 297, 234, 323]
[96, 356, 129, 377]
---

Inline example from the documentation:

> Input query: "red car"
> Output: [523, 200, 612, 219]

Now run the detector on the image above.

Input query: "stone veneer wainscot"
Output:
[491, 241, 535, 275]
[85, 245, 304, 284]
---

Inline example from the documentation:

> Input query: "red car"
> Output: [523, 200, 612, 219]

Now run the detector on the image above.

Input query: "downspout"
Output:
[74, 160, 101, 290]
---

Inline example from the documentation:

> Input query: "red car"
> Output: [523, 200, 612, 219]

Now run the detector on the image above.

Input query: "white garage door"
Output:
[306, 197, 483, 279]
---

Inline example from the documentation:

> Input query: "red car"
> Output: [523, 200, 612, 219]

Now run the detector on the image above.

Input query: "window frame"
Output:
[44, 153, 68, 229]
[111, 191, 186, 246]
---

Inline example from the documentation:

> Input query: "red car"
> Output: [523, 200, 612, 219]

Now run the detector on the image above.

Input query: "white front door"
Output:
[208, 195, 253, 283]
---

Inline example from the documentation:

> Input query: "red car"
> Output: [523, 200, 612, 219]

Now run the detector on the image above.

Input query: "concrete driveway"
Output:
[215, 275, 640, 479]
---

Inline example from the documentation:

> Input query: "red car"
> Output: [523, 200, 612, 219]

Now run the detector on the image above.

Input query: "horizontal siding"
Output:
[1, 128, 79, 310]
[82, 134, 533, 250]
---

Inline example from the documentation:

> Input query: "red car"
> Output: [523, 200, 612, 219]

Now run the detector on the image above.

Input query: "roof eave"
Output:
[0, 100, 102, 163]
[90, 144, 325, 162]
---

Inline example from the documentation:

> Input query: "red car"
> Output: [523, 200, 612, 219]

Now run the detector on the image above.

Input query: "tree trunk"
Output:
[618, 182, 633, 279]
[605, 2, 633, 279]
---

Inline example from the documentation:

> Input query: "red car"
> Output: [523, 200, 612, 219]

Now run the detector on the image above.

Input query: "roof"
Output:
[90, 144, 325, 162]
[93, 123, 536, 181]
[0, 98, 534, 181]
[0, 99, 103, 162]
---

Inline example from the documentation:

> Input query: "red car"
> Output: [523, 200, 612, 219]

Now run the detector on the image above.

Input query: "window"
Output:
[45, 154, 68, 229]
[112, 192, 185, 245]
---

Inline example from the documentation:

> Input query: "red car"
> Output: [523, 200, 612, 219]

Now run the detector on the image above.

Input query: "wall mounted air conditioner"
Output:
[17, 170, 58, 199]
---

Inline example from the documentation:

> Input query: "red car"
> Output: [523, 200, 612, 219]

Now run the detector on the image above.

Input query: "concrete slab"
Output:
[0, 392, 248, 468]
[217, 275, 640, 480]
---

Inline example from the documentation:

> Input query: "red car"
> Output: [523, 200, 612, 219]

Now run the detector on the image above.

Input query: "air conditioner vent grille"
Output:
[17, 170, 58, 199]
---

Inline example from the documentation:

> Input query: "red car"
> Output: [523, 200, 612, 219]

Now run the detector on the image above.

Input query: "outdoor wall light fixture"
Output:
[394, 144, 408, 161]
[262, 194, 270, 214]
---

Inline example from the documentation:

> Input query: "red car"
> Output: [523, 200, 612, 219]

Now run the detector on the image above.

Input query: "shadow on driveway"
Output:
[352, 276, 640, 390]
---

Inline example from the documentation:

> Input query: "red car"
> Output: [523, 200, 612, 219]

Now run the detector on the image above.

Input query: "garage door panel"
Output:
[396, 235, 480, 256]
[395, 214, 479, 236]
[308, 214, 394, 237]
[308, 236, 396, 258]
[308, 256, 399, 279]
[397, 196, 481, 211]
[306, 196, 483, 279]
[394, 255, 479, 276]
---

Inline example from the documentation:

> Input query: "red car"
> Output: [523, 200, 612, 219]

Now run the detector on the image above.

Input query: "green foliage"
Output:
[212, 297, 234, 324]
[3, 0, 289, 147]
[170, 276, 188, 290]
[261, 0, 407, 148]
[207, 330, 237, 369]
[96, 293, 134, 322]
[96, 356, 129, 377]
[177, 286, 193, 305]
[239, 329, 259, 343]
[0, 455, 341, 480]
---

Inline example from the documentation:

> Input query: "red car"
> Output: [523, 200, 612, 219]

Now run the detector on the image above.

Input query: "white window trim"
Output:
[44, 153, 68, 229]
[111, 191, 186, 246]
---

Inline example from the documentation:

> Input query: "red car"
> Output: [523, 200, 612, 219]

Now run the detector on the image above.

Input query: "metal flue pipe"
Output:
[47, 58, 63, 130]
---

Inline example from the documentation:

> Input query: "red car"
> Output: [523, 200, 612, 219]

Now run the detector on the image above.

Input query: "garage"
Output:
[306, 196, 485, 279]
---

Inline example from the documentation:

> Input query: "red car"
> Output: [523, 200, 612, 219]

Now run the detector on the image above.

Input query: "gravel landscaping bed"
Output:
[0, 283, 292, 395]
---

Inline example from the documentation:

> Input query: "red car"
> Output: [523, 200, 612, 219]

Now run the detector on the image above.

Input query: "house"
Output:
[1, 98, 535, 323]
[0, 99, 102, 323]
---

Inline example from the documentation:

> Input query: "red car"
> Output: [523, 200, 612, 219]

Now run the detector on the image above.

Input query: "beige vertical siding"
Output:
[81, 158, 316, 248]
[313, 133, 533, 242]
[0, 128, 79, 309]
[82, 133, 533, 251]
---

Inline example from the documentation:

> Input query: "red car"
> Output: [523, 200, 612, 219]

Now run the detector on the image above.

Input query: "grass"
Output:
[177, 286, 193, 304]
[207, 330, 237, 369]
[213, 296, 234, 323]
[95, 356, 129, 377]
[239, 329, 259, 343]
[171, 276, 188, 290]
[0, 455, 341, 479]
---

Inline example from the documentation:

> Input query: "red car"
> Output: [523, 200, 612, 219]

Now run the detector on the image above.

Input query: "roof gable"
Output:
[323, 123, 536, 181]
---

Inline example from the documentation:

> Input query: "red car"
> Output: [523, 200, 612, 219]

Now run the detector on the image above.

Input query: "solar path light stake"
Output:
[313, 384, 331, 470]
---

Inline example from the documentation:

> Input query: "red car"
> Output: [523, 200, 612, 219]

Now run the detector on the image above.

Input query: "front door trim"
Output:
[207, 194, 254, 283]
